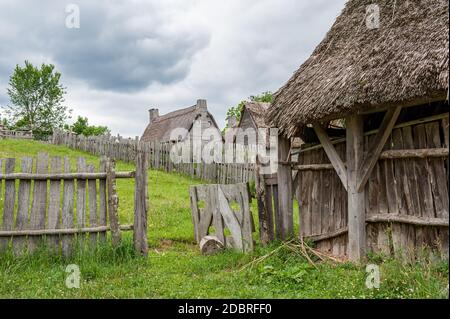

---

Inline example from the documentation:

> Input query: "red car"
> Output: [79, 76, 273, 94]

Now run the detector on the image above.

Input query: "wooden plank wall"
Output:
[295, 117, 449, 258]
[51, 130, 256, 185]
[0, 154, 109, 256]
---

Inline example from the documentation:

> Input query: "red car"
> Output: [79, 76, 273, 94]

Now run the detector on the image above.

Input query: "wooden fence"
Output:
[50, 130, 256, 184]
[290, 113, 449, 258]
[0, 127, 33, 140]
[0, 152, 148, 256]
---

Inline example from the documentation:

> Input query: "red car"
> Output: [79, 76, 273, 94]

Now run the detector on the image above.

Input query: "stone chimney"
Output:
[149, 108, 159, 123]
[196, 99, 207, 112]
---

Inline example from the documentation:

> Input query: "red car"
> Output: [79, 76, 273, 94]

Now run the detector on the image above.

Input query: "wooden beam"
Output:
[292, 148, 449, 171]
[366, 214, 449, 227]
[0, 171, 135, 180]
[293, 163, 334, 171]
[346, 115, 366, 262]
[300, 213, 449, 243]
[304, 227, 348, 242]
[357, 106, 402, 192]
[295, 112, 449, 155]
[379, 148, 448, 159]
[312, 123, 348, 190]
[0, 224, 133, 237]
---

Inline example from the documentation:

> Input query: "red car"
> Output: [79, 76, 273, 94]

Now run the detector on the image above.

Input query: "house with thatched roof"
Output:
[238, 101, 271, 131]
[263, 0, 449, 262]
[141, 99, 221, 144]
[233, 101, 303, 149]
[234, 101, 270, 147]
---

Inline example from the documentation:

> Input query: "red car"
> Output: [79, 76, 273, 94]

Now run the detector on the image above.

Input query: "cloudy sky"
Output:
[0, 0, 346, 137]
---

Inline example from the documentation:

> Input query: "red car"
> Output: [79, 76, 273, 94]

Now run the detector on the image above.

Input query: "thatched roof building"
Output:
[141, 99, 221, 143]
[238, 101, 271, 130]
[267, 0, 449, 137]
[235, 101, 303, 148]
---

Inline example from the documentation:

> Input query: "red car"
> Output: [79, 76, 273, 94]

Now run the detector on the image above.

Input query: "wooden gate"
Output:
[0, 152, 148, 256]
[190, 183, 255, 253]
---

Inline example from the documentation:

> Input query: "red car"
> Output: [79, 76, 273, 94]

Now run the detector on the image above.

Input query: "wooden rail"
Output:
[0, 171, 135, 180]
[294, 112, 449, 155]
[305, 215, 449, 242]
[0, 224, 133, 237]
[292, 148, 449, 171]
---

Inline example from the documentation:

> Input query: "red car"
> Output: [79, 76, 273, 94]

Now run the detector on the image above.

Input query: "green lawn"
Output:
[0, 139, 448, 298]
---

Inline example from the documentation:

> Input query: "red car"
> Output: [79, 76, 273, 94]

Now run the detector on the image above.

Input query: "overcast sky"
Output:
[0, 0, 346, 137]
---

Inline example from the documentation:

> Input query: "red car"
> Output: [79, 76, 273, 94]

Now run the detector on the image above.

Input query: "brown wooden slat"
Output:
[391, 129, 409, 258]
[425, 122, 449, 257]
[413, 124, 436, 251]
[61, 156, 74, 257]
[29, 153, 48, 252]
[88, 164, 98, 248]
[0, 158, 16, 252]
[99, 157, 107, 243]
[76, 157, 87, 248]
[47, 157, 62, 252]
[13, 158, 32, 254]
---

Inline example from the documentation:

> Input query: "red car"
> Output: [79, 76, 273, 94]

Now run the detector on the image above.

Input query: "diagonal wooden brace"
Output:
[313, 123, 348, 191]
[356, 106, 402, 192]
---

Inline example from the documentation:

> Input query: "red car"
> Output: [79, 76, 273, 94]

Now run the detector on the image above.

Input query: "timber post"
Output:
[346, 115, 366, 262]
[133, 147, 149, 256]
[277, 135, 293, 239]
[106, 158, 121, 247]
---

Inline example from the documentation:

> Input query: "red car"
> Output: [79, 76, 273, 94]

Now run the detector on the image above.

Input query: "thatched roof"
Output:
[141, 102, 220, 143]
[239, 101, 271, 128]
[267, 0, 449, 137]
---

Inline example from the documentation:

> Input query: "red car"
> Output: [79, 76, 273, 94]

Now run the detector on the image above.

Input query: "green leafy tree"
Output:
[224, 91, 273, 130]
[67, 116, 110, 137]
[250, 91, 273, 103]
[3, 61, 72, 139]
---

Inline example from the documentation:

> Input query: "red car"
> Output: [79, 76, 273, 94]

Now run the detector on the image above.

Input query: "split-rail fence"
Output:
[0, 152, 148, 256]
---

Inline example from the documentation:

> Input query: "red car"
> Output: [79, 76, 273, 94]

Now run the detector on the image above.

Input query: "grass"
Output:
[0, 139, 448, 298]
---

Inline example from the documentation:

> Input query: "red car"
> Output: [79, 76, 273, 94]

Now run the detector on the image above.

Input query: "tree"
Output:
[67, 116, 110, 137]
[3, 61, 72, 139]
[224, 91, 273, 129]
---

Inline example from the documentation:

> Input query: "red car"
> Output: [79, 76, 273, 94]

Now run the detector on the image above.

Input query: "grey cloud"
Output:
[0, 0, 210, 92]
[0, 0, 346, 136]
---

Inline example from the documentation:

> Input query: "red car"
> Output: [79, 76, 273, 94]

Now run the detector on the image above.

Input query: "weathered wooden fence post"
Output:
[134, 148, 149, 256]
[277, 135, 293, 239]
[0, 158, 15, 252]
[106, 158, 121, 247]
[255, 157, 274, 245]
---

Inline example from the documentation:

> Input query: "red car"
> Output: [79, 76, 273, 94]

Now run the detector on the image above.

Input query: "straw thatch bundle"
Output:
[267, 0, 449, 137]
